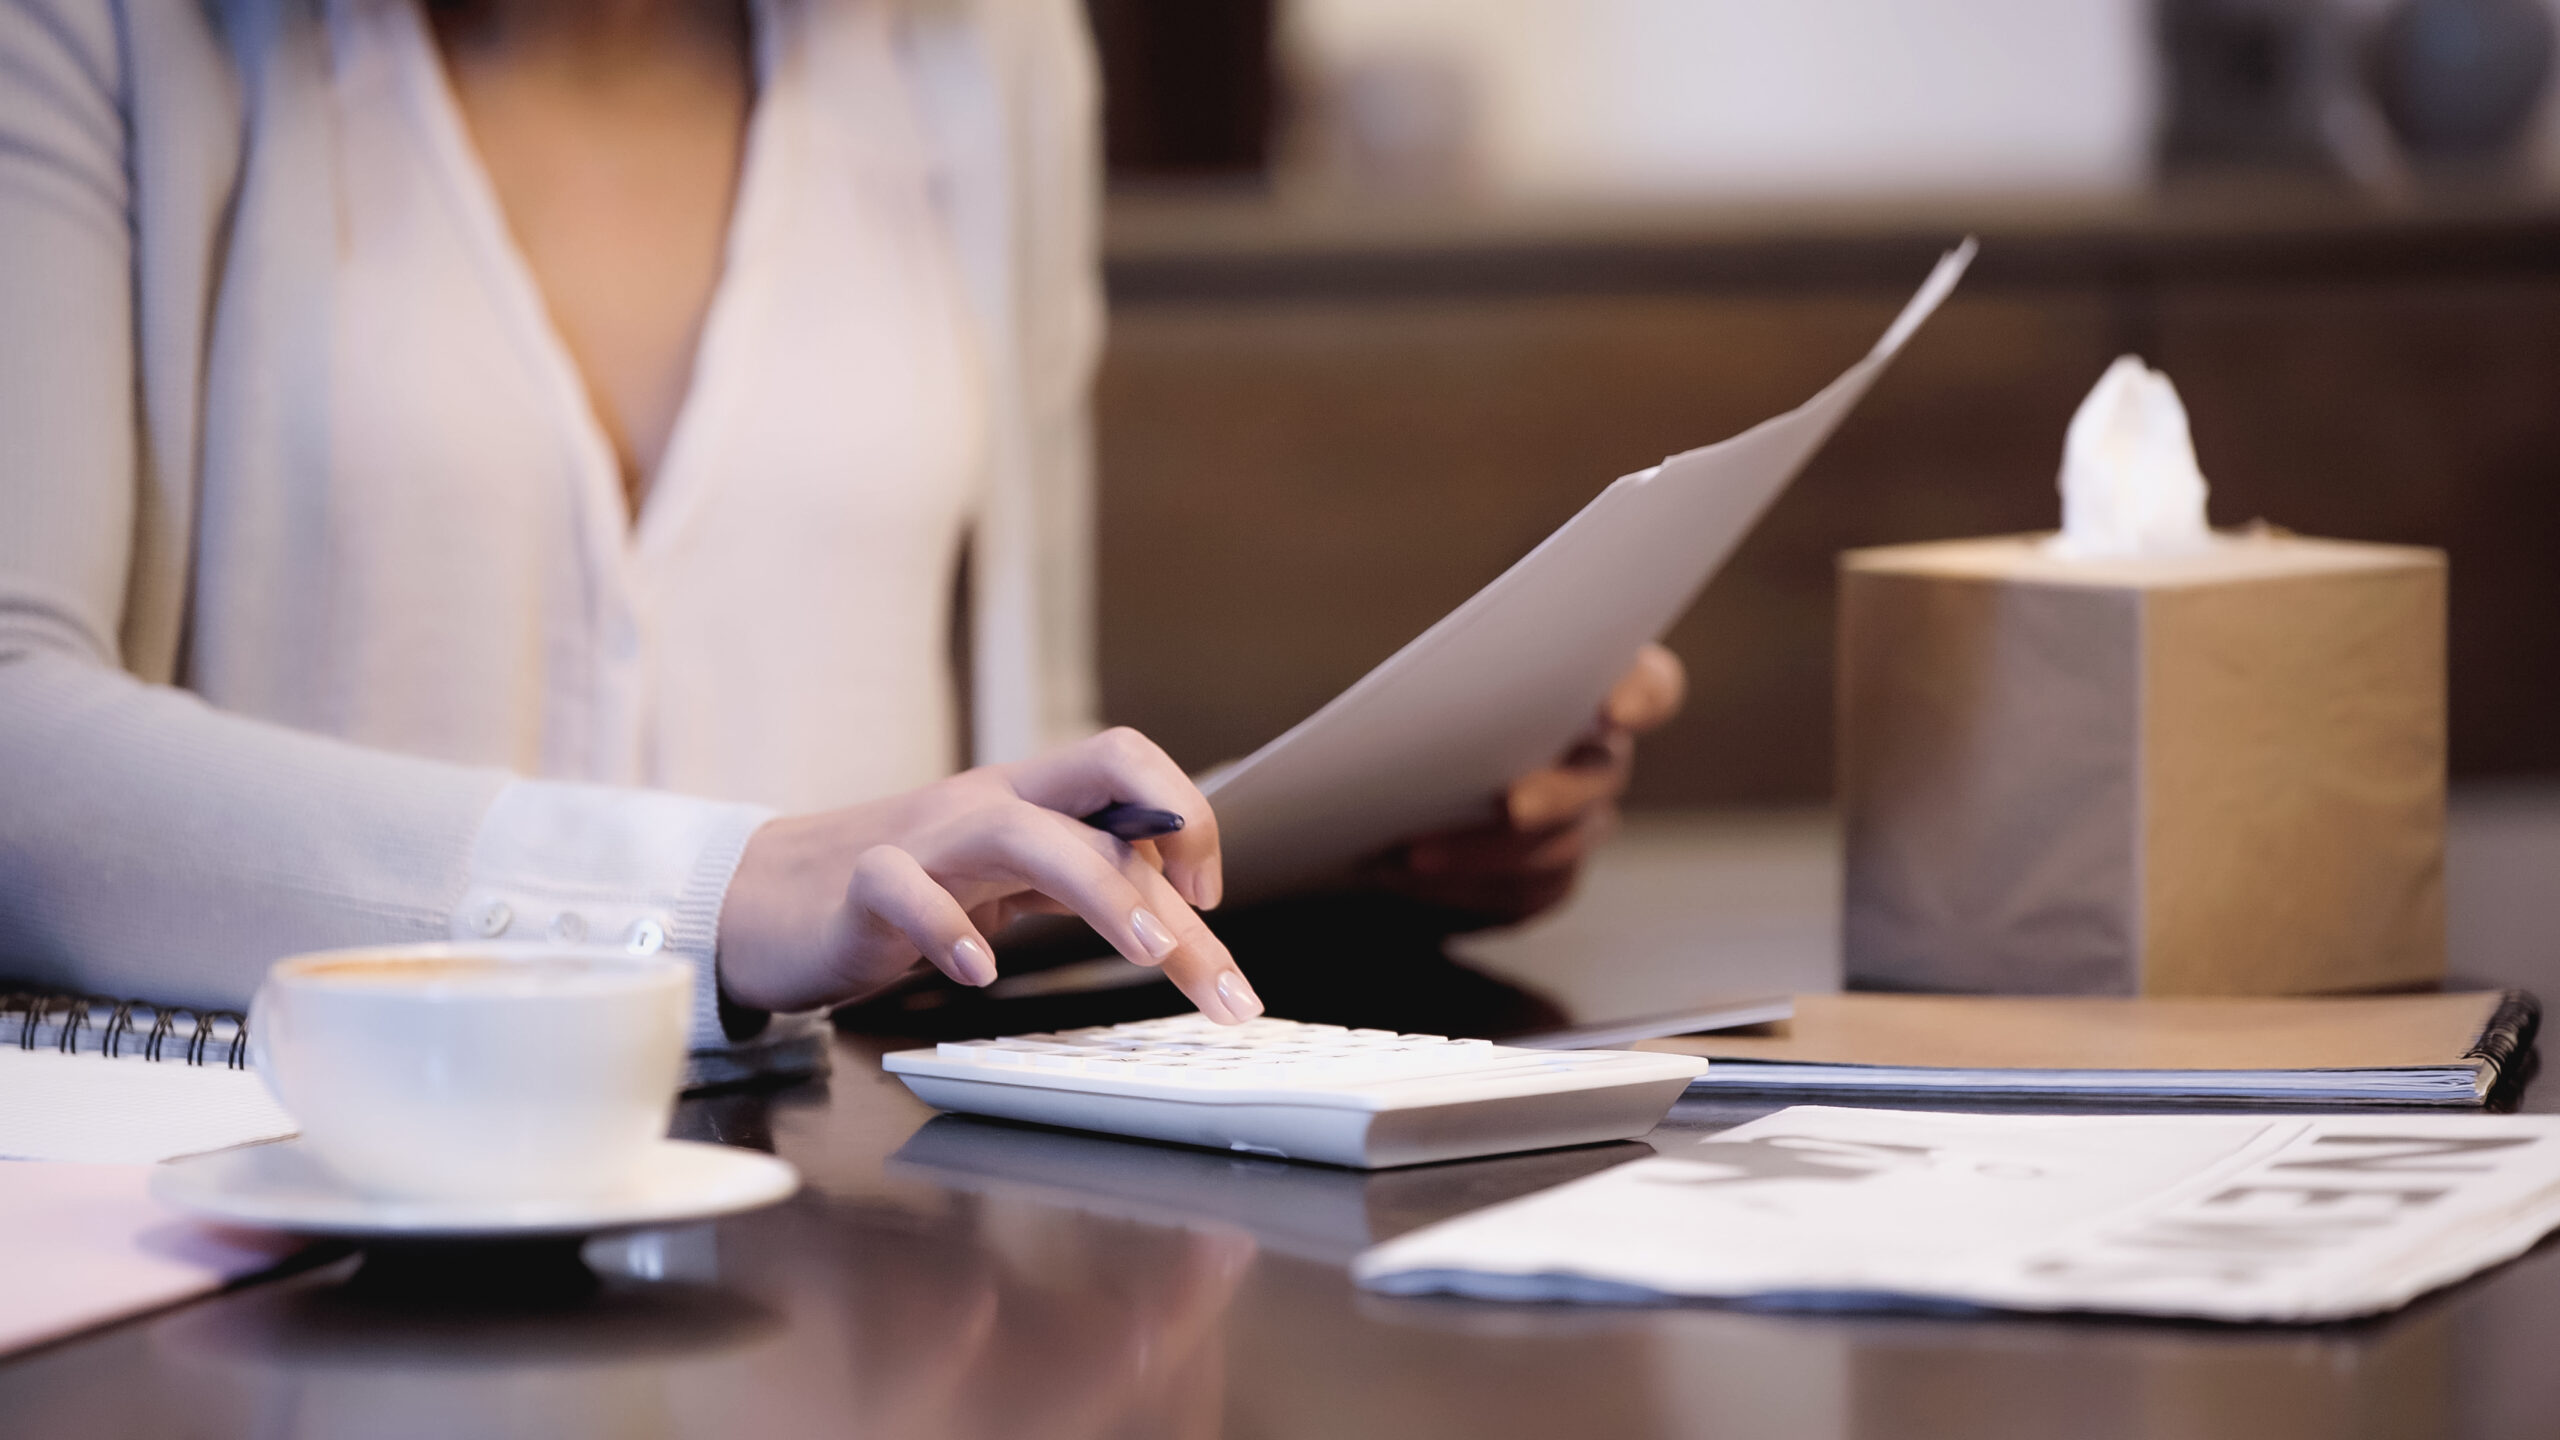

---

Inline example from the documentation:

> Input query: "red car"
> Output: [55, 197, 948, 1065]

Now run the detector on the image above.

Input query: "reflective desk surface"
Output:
[7, 802, 2560, 1440]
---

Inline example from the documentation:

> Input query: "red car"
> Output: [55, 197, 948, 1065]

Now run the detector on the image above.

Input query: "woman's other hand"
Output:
[1366, 643, 1686, 925]
[717, 728, 1260, 1023]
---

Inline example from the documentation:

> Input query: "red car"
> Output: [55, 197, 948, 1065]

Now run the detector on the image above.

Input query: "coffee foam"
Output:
[279, 953, 680, 996]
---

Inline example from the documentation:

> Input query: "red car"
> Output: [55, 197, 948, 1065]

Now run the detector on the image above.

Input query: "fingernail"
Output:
[1130, 907, 1179, 960]
[952, 937, 996, 987]
[1216, 969, 1263, 1021]
[1198, 868, 1224, 911]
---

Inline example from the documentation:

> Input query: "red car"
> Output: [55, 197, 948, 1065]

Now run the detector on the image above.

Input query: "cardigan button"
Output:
[626, 919, 668, 955]
[474, 900, 513, 938]
[550, 911, 588, 943]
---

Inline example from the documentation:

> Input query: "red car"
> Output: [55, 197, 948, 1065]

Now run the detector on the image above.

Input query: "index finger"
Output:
[1002, 727, 1226, 911]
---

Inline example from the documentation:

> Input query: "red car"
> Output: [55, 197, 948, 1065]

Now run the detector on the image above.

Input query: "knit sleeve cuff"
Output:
[452, 778, 779, 1049]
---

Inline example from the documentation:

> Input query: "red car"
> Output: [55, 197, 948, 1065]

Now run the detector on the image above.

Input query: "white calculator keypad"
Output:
[933, 1015, 1627, 1085]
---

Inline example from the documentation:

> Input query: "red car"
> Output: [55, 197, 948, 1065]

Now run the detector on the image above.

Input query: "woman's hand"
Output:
[717, 728, 1261, 1024]
[1366, 643, 1687, 925]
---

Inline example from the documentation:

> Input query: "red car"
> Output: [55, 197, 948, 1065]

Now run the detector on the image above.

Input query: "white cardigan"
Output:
[0, 0, 1103, 1041]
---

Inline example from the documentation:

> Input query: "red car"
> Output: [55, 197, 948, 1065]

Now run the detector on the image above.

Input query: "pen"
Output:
[1079, 802, 1187, 842]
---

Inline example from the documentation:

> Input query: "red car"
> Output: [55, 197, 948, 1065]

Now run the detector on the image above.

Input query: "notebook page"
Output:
[0, 1161, 303, 1356]
[0, 1050, 296, 1164]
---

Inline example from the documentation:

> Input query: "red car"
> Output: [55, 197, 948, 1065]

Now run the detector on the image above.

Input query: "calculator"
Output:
[881, 1015, 1708, 1169]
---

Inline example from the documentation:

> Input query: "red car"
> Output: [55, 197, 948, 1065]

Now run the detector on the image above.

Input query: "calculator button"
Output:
[903, 1017, 1671, 1098]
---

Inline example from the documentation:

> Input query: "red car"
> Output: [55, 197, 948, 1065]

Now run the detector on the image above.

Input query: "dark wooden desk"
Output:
[3, 1025, 2557, 1440]
[10, 801, 2560, 1439]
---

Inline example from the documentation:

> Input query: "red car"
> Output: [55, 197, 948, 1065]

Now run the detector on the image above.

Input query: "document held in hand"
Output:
[1205, 242, 1977, 898]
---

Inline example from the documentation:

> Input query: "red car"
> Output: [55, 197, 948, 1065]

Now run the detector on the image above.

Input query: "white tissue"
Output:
[2047, 355, 2214, 558]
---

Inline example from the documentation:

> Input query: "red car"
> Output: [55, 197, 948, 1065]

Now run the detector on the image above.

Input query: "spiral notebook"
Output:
[0, 999, 306, 1354]
[0, 994, 296, 1165]
[0, 985, 832, 1165]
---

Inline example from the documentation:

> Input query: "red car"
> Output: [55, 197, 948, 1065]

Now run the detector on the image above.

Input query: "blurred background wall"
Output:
[1081, 0, 2560, 808]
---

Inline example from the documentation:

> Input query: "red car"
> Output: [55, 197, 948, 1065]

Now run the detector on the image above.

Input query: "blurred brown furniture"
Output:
[1093, 192, 2560, 808]
[1083, 0, 1274, 179]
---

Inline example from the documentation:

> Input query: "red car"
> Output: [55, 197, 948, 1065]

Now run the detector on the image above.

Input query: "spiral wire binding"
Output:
[1, 991, 251, 1070]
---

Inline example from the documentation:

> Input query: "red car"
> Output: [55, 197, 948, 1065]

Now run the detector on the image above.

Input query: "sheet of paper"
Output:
[1356, 1106, 2560, 1322]
[0, 1160, 303, 1356]
[1204, 243, 1976, 897]
[0, 1050, 296, 1164]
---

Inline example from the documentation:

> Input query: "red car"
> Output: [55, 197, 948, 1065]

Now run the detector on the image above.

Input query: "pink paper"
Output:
[0, 1161, 304, 1356]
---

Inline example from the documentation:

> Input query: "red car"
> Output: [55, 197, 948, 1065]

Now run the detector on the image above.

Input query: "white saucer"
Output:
[150, 1138, 801, 1239]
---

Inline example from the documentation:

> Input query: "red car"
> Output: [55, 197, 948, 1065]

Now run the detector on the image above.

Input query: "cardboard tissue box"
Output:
[1840, 359, 2445, 997]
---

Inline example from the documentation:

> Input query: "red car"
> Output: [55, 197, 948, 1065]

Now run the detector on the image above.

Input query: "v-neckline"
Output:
[382, 0, 783, 555]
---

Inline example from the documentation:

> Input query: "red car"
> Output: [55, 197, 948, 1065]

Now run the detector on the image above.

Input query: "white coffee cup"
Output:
[249, 943, 691, 1202]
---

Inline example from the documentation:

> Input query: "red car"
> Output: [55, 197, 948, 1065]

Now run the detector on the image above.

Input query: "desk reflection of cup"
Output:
[250, 943, 691, 1201]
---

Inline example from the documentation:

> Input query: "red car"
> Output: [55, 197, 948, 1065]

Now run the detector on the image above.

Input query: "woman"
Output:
[0, 0, 1679, 1053]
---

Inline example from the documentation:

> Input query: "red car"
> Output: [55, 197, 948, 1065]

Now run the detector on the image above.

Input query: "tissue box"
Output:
[1840, 532, 2444, 997]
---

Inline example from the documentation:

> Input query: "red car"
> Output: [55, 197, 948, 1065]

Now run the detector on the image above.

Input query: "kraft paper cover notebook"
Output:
[1639, 990, 2537, 1105]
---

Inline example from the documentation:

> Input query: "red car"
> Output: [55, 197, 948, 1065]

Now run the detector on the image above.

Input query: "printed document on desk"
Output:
[1358, 1106, 2560, 1323]
[1206, 243, 1976, 897]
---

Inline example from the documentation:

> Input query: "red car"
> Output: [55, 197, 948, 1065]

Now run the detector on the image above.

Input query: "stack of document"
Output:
[1358, 1107, 2560, 1322]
